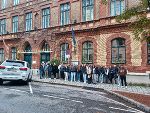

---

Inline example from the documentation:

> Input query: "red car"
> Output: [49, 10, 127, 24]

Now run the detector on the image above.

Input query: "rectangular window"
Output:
[1, 0, 7, 9]
[12, 16, 18, 33]
[60, 3, 70, 25]
[13, 0, 19, 6]
[25, 12, 32, 31]
[11, 47, 17, 60]
[110, 0, 125, 16]
[0, 19, 6, 34]
[112, 47, 126, 64]
[60, 43, 69, 62]
[82, 0, 94, 22]
[42, 8, 50, 28]
[0, 48, 4, 64]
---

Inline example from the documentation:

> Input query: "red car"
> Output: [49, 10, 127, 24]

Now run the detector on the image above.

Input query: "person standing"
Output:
[44, 62, 49, 79]
[52, 63, 58, 79]
[64, 65, 68, 81]
[39, 63, 45, 79]
[99, 66, 105, 83]
[104, 66, 109, 83]
[81, 64, 87, 83]
[118, 65, 127, 87]
[92, 65, 97, 84]
[77, 65, 81, 82]
[70, 65, 77, 82]
[47, 63, 52, 79]
[86, 65, 92, 84]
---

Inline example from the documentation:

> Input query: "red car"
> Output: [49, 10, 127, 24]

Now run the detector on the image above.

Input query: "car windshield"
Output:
[2, 60, 25, 67]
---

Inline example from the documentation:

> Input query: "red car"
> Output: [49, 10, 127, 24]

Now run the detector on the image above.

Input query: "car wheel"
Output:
[24, 80, 29, 85]
[0, 80, 3, 85]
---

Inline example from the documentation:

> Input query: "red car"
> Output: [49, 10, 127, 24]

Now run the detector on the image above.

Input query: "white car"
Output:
[0, 60, 32, 85]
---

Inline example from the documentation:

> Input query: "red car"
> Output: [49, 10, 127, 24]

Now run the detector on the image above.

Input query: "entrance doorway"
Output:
[40, 41, 50, 63]
[24, 44, 32, 68]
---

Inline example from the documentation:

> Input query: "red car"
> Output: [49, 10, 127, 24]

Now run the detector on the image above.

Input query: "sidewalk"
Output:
[32, 75, 150, 113]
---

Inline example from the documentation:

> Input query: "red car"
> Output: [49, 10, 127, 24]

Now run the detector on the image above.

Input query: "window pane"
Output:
[83, 42, 87, 49]
[118, 38, 125, 46]
[111, 0, 115, 16]
[83, 50, 88, 61]
[121, 0, 125, 13]
[11, 47, 17, 60]
[82, 41, 93, 63]
[0, 19, 6, 34]
[110, 0, 125, 16]
[60, 43, 69, 62]
[12, 16, 18, 33]
[88, 42, 93, 48]
[88, 49, 93, 61]
[116, 1, 121, 15]
[42, 8, 50, 28]
[60, 3, 70, 25]
[26, 12, 32, 31]
[111, 38, 126, 64]
[112, 48, 118, 63]
[82, 0, 94, 21]
[2, 0, 7, 9]
[14, 0, 19, 5]
[118, 47, 125, 63]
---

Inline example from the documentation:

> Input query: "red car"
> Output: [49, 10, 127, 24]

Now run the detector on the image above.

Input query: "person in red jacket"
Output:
[118, 65, 127, 87]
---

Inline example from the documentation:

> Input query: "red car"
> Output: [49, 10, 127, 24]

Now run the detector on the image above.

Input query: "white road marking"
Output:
[29, 82, 33, 94]
[104, 96, 144, 112]
[43, 94, 83, 103]
[109, 107, 144, 113]
[3, 88, 29, 94]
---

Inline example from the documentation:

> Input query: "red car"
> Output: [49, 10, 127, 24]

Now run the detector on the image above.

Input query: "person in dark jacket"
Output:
[47, 63, 53, 79]
[109, 65, 118, 84]
[39, 63, 45, 79]
[99, 66, 105, 83]
[119, 65, 127, 87]
[52, 63, 58, 79]
[70, 65, 77, 82]
[77, 65, 82, 82]
[60, 64, 65, 79]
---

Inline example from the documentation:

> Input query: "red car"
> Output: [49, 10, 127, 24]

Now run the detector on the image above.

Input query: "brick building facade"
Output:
[0, 0, 150, 73]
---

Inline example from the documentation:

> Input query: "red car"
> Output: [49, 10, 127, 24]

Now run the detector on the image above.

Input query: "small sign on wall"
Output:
[32, 61, 36, 64]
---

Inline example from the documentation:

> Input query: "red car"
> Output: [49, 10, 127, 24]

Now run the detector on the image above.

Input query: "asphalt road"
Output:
[0, 81, 145, 113]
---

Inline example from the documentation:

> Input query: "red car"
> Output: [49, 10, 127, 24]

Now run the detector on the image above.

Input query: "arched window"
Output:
[42, 42, 50, 51]
[111, 38, 126, 64]
[147, 41, 150, 64]
[60, 43, 69, 62]
[25, 44, 31, 52]
[82, 41, 93, 63]
[11, 47, 17, 60]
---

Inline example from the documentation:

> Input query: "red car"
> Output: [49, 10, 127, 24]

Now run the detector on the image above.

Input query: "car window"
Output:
[2, 61, 25, 67]
[27, 63, 30, 68]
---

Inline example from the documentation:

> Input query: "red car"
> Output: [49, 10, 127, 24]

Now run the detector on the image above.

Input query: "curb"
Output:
[32, 79, 104, 91]
[104, 90, 150, 113]
[32, 79, 150, 113]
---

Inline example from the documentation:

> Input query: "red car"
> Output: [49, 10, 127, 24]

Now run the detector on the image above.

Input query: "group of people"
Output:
[39, 62, 127, 87]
